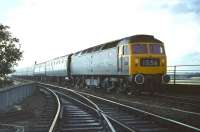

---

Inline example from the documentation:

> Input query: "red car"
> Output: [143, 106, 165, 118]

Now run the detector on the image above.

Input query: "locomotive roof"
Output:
[75, 34, 163, 55]
[34, 35, 163, 65]
[127, 35, 163, 43]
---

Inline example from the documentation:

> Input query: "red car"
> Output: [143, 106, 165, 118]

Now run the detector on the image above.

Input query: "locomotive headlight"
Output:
[161, 59, 165, 63]
[135, 58, 139, 66]
[135, 74, 144, 84]
[161, 59, 165, 66]
[162, 74, 170, 83]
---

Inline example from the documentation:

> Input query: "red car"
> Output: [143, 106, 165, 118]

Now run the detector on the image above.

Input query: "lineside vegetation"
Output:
[0, 24, 22, 87]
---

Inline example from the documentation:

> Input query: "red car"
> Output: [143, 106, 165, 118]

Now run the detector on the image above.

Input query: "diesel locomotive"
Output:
[13, 35, 170, 94]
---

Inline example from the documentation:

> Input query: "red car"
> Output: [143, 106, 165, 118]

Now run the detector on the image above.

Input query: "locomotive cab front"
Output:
[130, 43, 166, 74]
[120, 35, 170, 93]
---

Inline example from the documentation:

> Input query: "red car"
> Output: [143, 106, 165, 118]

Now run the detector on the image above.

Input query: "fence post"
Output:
[174, 66, 176, 84]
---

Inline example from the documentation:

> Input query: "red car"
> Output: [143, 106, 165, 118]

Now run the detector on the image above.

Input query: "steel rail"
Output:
[38, 83, 116, 132]
[77, 91, 200, 131]
[54, 90, 117, 132]
[38, 85, 61, 132]
[37, 82, 200, 131]
[49, 86, 165, 132]
[103, 115, 136, 132]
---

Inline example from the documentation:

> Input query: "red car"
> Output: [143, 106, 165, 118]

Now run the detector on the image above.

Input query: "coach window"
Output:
[123, 45, 129, 55]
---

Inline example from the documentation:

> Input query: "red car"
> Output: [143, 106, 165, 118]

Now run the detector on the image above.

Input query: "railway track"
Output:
[78, 92, 200, 132]
[28, 86, 60, 132]
[129, 93, 200, 116]
[80, 88, 200, 129]
[77, 86, 200, 116]
[38, 83, 200, 132]
[0, 85, 60, 132]
[0, 124, 23, 132]
[58, 99, 104, 131]
[38, 85, 116, 132]
[155, 93, 200, 109]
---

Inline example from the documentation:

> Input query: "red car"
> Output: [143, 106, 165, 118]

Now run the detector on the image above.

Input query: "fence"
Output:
[0, 83, 35, 111]
[167, 65, 200, 85]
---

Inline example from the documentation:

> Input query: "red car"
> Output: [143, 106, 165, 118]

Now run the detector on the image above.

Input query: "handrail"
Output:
[168, 65, 200, 67]
[0, 82, 34, 92]
[167, 65, 200, 85]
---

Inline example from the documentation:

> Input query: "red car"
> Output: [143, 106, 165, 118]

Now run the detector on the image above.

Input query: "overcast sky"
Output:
[1, 0, 200, 68]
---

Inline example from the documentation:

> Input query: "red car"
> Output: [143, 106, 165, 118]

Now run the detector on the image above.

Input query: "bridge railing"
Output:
[167, 65, 200, 85]
[0, 83, 35, 111]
